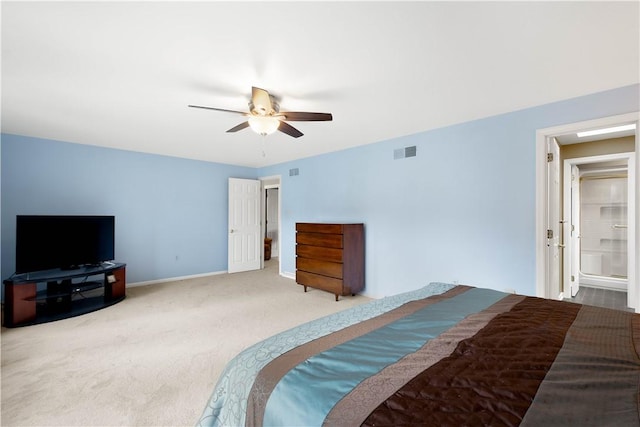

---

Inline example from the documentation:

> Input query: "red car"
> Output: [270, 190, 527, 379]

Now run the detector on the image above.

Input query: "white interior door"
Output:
[228, 178, 261, 273]
[546, 137, 562, 299]
[570, 164, 581, 297]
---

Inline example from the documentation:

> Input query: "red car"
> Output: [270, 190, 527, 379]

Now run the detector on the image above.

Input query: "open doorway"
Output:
[265, 187, 279, 258]
[260, 175, 281, 274]
[562, 151, 633, 301]
[536, 112, 639, 312]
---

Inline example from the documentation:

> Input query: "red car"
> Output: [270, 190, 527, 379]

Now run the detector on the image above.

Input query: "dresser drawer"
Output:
[296, 232, 343, 248]
[296, 271, 343, 295]
[296, 257, 343, 279]
[296, 223, 344, 234]
[296, 244, 343, 263]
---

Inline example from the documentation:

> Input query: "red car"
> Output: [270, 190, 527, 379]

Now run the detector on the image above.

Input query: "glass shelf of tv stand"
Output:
[26, 281, 104, 302]
[9, 262, 123, 284]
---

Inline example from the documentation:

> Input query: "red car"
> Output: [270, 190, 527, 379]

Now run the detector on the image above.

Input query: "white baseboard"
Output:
[281, 271, 295, 280]
[129, 268, 297, 288]
[127, 270, 227, 288]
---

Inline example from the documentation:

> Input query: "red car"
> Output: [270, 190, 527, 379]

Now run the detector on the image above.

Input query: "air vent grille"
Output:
[394, 146, 417, 159]
[289, 168, 300, 176]
[405, 146, 417, 158]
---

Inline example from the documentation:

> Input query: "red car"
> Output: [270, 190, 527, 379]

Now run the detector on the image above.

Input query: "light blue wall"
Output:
[260, 84, 639, 297]
[1, 134, 256, 283]
[2, 84, 638, 298]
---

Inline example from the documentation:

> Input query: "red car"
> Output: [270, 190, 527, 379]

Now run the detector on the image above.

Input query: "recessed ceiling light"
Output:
[576, 124, 636, 138]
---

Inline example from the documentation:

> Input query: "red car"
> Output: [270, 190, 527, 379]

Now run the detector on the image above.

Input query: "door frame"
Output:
[535, 111, 639, 311]
[567, 163, 581, 298]
[546, 137, 562, 302]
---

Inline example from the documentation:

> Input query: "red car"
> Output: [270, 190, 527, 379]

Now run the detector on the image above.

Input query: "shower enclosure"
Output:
[579, 169, 628, 289]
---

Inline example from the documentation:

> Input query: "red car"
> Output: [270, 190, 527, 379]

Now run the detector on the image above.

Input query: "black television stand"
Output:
[3, 263, 126, 327]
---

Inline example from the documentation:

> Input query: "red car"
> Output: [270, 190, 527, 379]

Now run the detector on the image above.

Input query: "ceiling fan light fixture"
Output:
[248, 116, 280, 136]
[189, 86, 331, 138]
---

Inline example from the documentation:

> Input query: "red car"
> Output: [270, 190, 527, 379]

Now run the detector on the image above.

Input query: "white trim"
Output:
[535, 133, 547, 298]
[129, 267, 295, 289]
[281, 271, 296, 280]
[127, 270, 226, 288]
[536, 112, 639, 312]
[636, 118, 640, 311]
[259, 174, 282, 183]
[580, 274, 627, 291]
[629, 147, 637, 310]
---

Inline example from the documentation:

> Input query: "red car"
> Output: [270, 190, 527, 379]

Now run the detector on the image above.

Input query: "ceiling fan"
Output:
[189, 86, 333, 138]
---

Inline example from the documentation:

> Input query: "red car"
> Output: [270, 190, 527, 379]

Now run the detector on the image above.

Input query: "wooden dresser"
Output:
[295, 223, 364, 301]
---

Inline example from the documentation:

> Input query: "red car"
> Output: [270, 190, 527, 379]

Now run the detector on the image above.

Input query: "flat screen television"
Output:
[15, 215, 115, 274]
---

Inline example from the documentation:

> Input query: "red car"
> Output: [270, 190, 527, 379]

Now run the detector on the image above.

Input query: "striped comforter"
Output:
[198, 284, 640, 427]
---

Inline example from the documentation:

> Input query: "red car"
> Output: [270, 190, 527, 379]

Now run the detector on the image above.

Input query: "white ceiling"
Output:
[2, 1, 638, 168]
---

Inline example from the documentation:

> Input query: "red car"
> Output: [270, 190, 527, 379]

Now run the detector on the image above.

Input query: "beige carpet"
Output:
[1, 260, 371, 426]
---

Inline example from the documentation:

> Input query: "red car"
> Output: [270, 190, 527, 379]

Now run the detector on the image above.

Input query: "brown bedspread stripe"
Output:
[521, 305, 640, 427]
[245, 285, 472, 427]
[361, 297, 581, 427]
[324, 293, 526, 426]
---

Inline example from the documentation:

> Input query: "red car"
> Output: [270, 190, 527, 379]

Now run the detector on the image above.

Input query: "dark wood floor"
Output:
[564, 286, 634, 312]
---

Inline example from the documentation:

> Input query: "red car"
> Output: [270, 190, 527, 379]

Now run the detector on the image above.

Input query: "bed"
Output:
[197, 283, 640, 426]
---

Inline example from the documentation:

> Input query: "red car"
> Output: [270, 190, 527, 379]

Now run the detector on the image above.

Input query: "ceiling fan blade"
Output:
[226, 121, 250, 133]
[277, 112, 333, 122]
[278, 121, 303, 138]
[251, 87, 274, 115]
[188, 105, 247, 115]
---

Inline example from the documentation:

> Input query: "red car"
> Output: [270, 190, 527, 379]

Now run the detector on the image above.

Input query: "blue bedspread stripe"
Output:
[263, 287, 507, 426]
[198, 283, 457, 427]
